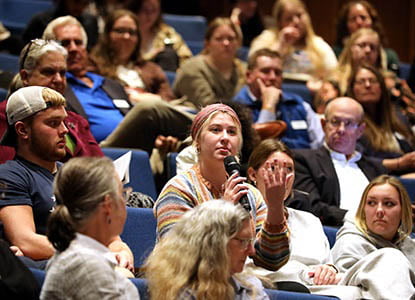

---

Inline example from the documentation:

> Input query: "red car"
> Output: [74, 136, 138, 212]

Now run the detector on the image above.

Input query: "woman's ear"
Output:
[247, 167, 257, 183]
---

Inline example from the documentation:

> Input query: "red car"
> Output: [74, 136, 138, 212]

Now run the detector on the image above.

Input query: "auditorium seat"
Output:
[101, 147, 157, 200]
[162, 14, 207, 42]
[121, 207, 157, 268]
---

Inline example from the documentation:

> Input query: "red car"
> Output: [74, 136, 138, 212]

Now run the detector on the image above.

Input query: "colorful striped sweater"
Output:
[154, 165, 290, 271]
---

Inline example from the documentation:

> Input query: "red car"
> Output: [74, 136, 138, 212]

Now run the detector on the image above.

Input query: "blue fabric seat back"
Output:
[282, 82, 313, 105]
[166, 152, 178, 180]
[323, 226, 338, 249]
[162, 14, 207, 42]
[0, 53, 19, 74]
[101, 147, 157, 200]
[0, 0, 54, 34]
[398, 178, 415, 203]
[121, 207, 157, 268]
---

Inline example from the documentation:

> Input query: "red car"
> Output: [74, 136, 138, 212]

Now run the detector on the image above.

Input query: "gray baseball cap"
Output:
[1, 86, 52, 146]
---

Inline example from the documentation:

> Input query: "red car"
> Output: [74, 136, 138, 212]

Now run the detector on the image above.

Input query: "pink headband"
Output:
[191, 103, 241, 140]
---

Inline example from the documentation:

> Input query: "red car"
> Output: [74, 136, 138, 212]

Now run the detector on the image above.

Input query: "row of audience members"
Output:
[1, 92, 414, 298]
[0, 1, 415, 298]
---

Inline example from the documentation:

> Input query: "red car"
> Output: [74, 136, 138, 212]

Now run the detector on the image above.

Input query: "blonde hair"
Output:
[336, 28, 387, 93]
[273, 0, 328, 78]
[192, 110, 243, 156]
[144, 200, 254, 300]
[355, 175, 413, 243]
[42, 87, 66, 107]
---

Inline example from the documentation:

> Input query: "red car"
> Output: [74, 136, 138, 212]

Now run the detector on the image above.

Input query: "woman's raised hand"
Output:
[261, 158, 293, 208]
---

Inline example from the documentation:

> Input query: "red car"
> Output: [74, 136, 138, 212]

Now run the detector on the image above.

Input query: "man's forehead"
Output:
[54, 24, 82, 39]
[255, 55, 282, 68]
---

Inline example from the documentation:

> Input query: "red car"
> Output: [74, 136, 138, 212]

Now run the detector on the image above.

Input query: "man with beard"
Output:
[0, 39, 103, 163]
[0, 86, 134, 271]
[42, 16, 192, 154]
[233, 48, 324, 149]
[293, 97, 386, 226]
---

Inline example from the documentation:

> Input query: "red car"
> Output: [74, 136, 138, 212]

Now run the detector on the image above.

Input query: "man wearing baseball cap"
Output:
[0, 86, 67, 267]
[0, 86, 133, 271]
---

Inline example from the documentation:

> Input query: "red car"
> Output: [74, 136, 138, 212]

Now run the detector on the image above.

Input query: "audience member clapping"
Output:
[40, 157, 139, 299]
[145, 200, 268, 299]
[331, 175, 415, 299]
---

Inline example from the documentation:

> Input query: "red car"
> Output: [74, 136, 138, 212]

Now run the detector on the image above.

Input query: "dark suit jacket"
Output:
[293, 146, 387, 226]
[64, 76, 131, 121]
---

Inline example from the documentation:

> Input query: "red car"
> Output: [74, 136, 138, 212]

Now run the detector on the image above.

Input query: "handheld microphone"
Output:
[224, 156, 251, 211]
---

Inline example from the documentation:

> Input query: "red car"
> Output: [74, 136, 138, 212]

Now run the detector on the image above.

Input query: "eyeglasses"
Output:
[232, 237, 255, 250]
[121, 187, 132, 203]
[328, 118, 361, 130]
[59, 39, 84, 48]
[354, 77, 379, 86]
[20, 39, 49, 70]
[112, 27, 138, 36]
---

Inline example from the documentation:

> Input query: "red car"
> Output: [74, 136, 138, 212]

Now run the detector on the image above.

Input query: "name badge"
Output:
[291, 120, 308, 130]
[113, 99, 130, 109]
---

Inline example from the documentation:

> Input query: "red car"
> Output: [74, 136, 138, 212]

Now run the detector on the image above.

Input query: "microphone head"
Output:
[224, 156, 240, 175]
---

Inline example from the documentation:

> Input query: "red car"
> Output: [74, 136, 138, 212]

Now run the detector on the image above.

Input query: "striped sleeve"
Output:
[252, 188, 290, 271]
[154, 174, 198, 239]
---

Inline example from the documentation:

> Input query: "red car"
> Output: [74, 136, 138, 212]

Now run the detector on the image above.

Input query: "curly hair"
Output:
[90, 9, 142, 80]
[144, 200, 254, 300]
[355, 175, 412, 243]
[335, 1, 388, 48]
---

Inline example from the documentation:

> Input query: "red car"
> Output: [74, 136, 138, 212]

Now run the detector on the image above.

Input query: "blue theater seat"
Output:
[162, 14, 207, 42]
[0, 0, 54, 35]
[398, 177, 415, 203]
[121, 207, 157, 268]
[101, 147, 157, 200]
[0, 53, 19, 74]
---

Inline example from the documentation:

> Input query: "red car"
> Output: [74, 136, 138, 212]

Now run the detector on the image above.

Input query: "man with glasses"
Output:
[293, 97, 386, 226]
[42, 16, 193, 154]
[233, 48, 324, 149]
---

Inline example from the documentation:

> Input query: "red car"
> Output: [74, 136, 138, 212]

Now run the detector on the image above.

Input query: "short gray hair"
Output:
[19, 39, 67, 74]
[42, 15, 88, 46]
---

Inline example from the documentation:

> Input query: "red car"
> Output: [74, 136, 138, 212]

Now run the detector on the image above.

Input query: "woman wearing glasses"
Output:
[346, 64, 415, 174]
[146, 200, 268, 299]
[90, 9, 176, 104]
[333, 1, 400, 73]
[40, 157, 139, 299]
[335, 28, 387, 93]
